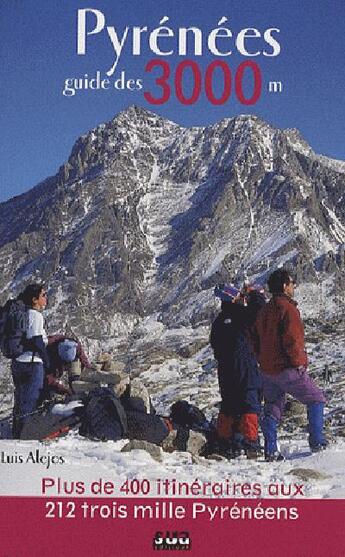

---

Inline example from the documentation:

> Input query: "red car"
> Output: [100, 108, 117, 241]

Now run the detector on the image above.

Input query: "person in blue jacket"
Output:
[210, 284, 266, 458]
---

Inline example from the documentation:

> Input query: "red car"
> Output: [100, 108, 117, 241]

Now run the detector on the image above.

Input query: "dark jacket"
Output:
[210, 300, 263, 415]
[253, 294, 307, 375]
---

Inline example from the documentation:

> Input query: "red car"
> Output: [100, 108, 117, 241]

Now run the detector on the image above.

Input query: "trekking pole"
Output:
[13, 399, 53, 423]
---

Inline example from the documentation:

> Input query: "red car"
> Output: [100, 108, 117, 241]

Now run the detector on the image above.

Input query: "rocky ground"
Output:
[0, 311, 344, 500]
[1, 315, 344, 453]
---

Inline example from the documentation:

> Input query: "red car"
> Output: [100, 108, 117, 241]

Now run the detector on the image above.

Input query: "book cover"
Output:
[0, 1, 344, 555]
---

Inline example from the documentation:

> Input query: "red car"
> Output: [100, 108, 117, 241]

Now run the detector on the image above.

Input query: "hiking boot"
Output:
[310, 442, 328, 453]
[246, 446, 262, 460]
[204, 439, 231, 458]
[243, 439, 262, 460]
[307, 402, 327, 451]
[264, 452, 284, 462]
[213, 440, 243, 460]
[227, 446, 243, 459]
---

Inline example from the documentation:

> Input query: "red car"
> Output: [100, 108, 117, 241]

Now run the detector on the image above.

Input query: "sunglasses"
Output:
[40, 292, 48, 298]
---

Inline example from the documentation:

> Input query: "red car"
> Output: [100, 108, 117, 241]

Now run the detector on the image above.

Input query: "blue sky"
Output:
[1, 0, 344, 201]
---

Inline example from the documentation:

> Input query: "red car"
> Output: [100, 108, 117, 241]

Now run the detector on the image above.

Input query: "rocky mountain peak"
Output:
[115, 104, 178, 128]
[284, 128, 313, 156]
[58, 105, 181, 186]
[0, 107, 344, 347]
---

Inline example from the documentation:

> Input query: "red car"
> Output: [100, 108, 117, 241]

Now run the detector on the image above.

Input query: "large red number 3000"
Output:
[144, 60, 262, 106]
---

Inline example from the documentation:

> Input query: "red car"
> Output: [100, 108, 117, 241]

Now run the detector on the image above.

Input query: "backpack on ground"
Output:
[20, 411, 81, 441]
[170, 400, 209, 432]
[79, 387, 128, 441]
[0, 299, 28, 359]
[125, 409, 169, 445]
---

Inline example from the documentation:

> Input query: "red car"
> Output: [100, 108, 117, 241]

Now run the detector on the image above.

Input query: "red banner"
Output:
[1, 497, 344, 556]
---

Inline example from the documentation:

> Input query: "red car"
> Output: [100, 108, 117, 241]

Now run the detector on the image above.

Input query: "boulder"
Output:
[102, 360, 125, 372]
[71, 380, 98, 394]
[129, 378, 151, 413]
[96, 352, 113, 364]
[121, 440, 163, 462]
[288, 468, 331, 481]
[161, 429, 207, 456]
[80, 369, 127, 385]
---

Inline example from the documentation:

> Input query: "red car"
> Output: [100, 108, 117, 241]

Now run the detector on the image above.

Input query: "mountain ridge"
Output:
[0, 105, 344, 350]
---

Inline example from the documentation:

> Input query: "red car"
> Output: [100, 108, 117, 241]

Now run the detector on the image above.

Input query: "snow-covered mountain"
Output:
[0, 105, 344, 354]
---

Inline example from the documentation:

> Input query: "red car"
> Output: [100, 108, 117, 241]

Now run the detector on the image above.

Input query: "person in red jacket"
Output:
[253, 269, 326, 460]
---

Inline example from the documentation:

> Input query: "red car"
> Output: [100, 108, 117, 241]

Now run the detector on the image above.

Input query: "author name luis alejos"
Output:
[0, 449, 65, 469]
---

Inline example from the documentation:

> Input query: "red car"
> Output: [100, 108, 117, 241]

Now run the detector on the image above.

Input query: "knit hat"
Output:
[243, 283, 265, 294]
[58, 339, 77, 362]
[214, 284, 240, 302]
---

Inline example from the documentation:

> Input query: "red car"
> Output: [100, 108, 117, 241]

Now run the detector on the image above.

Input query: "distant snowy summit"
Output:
[0, 105, 344, 341]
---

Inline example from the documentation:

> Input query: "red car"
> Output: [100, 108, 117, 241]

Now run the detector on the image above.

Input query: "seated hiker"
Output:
[44, 335, 91, 398]
[210, 284, 266, 458]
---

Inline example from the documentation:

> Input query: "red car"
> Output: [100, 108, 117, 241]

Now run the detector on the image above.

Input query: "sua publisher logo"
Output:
[153, 531, 191, 551]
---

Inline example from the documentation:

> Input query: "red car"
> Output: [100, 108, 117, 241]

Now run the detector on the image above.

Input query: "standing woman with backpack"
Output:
[12, 284, 49, 438]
